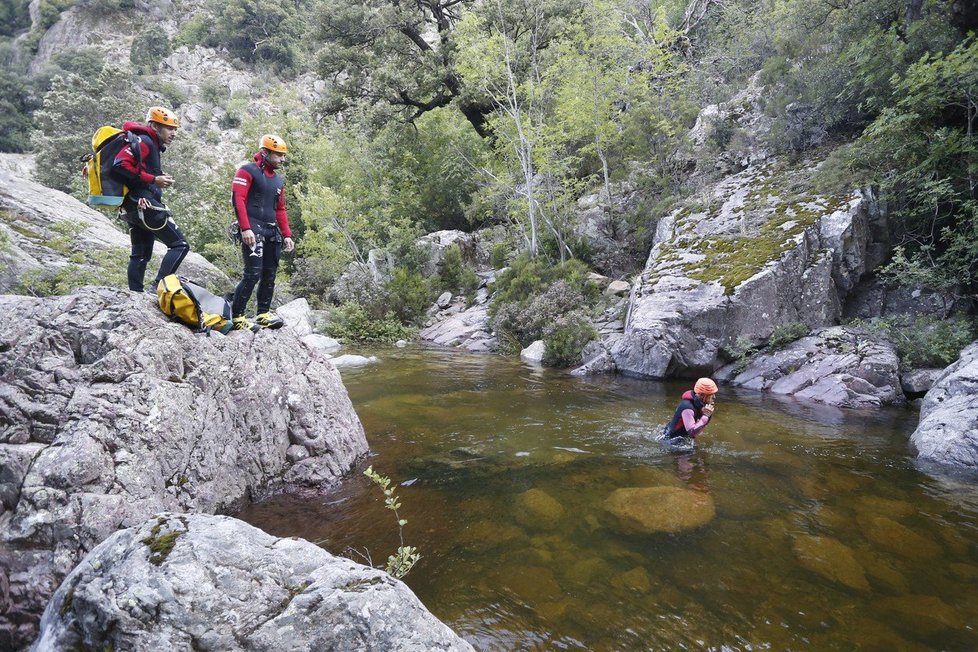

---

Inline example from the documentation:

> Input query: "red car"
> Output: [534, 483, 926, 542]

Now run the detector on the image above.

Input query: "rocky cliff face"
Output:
[32, 513, 473, 651]
[0, 163, 228, 294]
[0, 287, 368, 649]
[611, 160, 883, 379]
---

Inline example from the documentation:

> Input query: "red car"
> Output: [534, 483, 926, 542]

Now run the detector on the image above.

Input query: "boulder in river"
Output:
[0, 287, 368, 648]
[611, 159, 883, 379]
[32, 512, 474, 651]
[602, 486, 715, 535]
[910, 342, 978, 470]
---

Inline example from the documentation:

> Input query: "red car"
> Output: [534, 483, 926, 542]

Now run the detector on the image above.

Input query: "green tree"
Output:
[853, 37, 978, 298]
[313, 0, 494, 136]
[31, 69, 138, 194]
[180, 0, 308, 73]
[0, 49, 36, 152]
[0, 0, 31, 37]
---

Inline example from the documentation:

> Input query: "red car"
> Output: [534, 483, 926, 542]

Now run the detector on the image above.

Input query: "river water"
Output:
[239, 348, 978, 650]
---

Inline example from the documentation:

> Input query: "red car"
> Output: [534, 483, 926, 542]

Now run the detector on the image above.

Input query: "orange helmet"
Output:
[259, 134, 288, 153]
[146, 106, 180, 128]
[694, 378, 718, 396]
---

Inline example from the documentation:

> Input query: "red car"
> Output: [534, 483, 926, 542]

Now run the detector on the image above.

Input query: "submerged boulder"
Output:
[792, 535, 870, 592]
[910, 342, 978, 470]
[33, 513, 473, 651]
[0, 287, 368, 648]
[514, 488, 565, 530]
[602, 486, 715, 535]
[611, 160, 882, 379]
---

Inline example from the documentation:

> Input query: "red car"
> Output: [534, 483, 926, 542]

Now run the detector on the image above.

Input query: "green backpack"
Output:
[157, 275, 234, 335]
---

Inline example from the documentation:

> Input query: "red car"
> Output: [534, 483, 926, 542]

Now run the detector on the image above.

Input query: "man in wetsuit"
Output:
[228, 134, 295, 331]
[112, 106, 189, 292]
[663, 378, 718, 442]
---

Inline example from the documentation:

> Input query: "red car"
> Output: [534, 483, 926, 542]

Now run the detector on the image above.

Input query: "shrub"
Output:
[437, 244, 479, 295]
[490, 242, 509, 269]
[385, 267, 431, 325]
[543, 311, 597, 367]
[325, 302, 413, 344]
[868, 314, 975, 370]
[489, 255, 600, 348]
[130, 27, 171, 75]
[767, 322, 809, 351]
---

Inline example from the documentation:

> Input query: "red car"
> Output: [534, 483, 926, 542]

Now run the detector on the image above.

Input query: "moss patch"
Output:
[341, 576, 384, 593]
[141, 516, 188, 566]
[674, 165, 848, 295]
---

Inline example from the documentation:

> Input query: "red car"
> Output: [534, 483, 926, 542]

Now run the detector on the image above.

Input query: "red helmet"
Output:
[259, 134, 288, 153]
[146, 106, 180, 128]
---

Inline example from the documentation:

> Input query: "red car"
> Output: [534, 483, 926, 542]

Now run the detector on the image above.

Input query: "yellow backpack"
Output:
[81, 126, 140, 208]
[157, 275, 234, 335]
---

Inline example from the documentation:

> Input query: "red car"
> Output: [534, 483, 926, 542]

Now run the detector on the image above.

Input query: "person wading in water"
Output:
[662, 378, 718, 445]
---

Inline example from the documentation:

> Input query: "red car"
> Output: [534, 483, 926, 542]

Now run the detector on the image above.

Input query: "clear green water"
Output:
[239, 349, 978, 650]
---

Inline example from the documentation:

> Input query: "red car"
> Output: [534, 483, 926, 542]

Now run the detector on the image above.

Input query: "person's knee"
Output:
[169, 238, 190, 254]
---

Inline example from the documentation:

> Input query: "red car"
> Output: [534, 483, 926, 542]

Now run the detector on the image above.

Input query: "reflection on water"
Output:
[239, 349, 978, 650]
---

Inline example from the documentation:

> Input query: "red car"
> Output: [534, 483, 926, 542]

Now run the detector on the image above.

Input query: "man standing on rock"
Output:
[662, 377, 718, 444]
[112, 106, 190, 293]
[228, 134, 295, 331]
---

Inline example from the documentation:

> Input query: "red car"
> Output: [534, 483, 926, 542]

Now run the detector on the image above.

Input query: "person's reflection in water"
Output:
[673, 449, 711, 493]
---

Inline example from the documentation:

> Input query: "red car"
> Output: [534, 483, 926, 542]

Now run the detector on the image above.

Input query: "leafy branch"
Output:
[363, 466, 420, 579]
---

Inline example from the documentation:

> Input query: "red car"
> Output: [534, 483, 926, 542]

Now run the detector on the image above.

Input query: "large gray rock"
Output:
[0, 166, 229, 295]
[716, 325, 904, 408]
[612, 160, 880, 379]
[0, 287, 368, 649]
[910, 342, 978, 469]
[419, 302, 497, 353]
[33, 513, 473, 651]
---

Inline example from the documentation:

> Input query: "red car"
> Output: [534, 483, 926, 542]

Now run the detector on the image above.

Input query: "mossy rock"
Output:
[601, 486, 715, 535]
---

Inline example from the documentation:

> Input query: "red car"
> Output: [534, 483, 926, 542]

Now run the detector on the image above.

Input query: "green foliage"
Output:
[864, 315, 976, 369]
[78, 0, 135, 13]
[31, 68, 138, 193]
[325, 302, 414, 344]
[0, 59, 35, 152]
[728, 335, 758, 375]
[542, 310, 596, 367]
[436, 244, 479, 295]
[183, 0, 308, 73]
[385, 267, 431, 325]
[130, 27, 172, 75]
[851, 37, 978, 298]
[767, 322, 809, 351]
[490, 242, 510, 269]
[490, 255, 599, 349]
[362, 466, 420, 579]
[17, 247, 129, 296]
[0, 0, 31, 38]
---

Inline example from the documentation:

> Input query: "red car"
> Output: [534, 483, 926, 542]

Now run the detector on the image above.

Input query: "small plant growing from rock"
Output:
[363, 466, 420, 579]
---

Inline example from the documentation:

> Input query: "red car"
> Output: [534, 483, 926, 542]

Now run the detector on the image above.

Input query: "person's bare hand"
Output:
[702, 404, 715, 417]
[283, 237, 294, 253]
[241, 229, 256, 247]
[154, 174, 174, 189]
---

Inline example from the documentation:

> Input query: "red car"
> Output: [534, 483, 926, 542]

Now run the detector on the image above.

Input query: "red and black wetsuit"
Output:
[229, 152, 291, 317]
[111, 121, 189, 292]
[664, 390, 711, 440]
